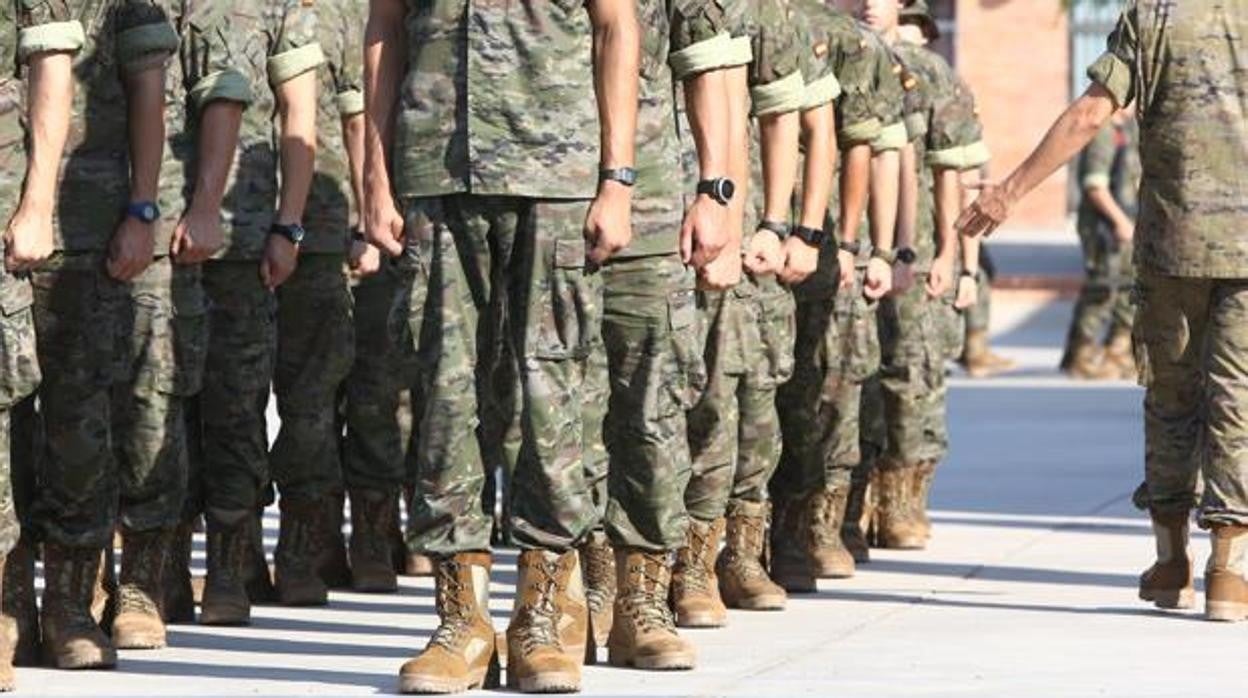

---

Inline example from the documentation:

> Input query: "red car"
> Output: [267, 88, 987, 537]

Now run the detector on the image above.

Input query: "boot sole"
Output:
[771, 573, 817, 594]
[727, 595, 786, 611]
[814, 565, 856, 579]
[112, 631, 167, 650]
[608, 650, 695, 671]
[505, 671, 581, 693]
[398, 663, 500, 694]
[43, 648, 117, 671]
[1139, 587, 1195, 610]
[1205, 600, 1248, 622]
[674, 611, 727, 629]
[197, 606, 250, 626]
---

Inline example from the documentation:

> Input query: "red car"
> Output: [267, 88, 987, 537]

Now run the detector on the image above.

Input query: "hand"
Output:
[955, 273, 979, 310]
[680, 195, 726, 269]
[863, 256, 893, 300]
[365, 189, 405, 258]
[585, 180, 633, 265]
[926, 253, 954, 299]
[777, 237, 818, 285]
[892, 261, 916, 295]
[955, 181, 1013, 239]
[260, 235, 299, 289]
[836, 248, 855, 292]
[743, 230, 784, 276]
[106, 217, 157, 282]
[349, 239, 381, 278]
[4, 204, 55, 272]
[170, 207, 224, 264]
[698, 233, 742, 291]
[1114, 218, 1135, 245]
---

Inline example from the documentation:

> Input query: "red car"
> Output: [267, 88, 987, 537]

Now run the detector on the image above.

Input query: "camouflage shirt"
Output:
[302, 0, 364, 254]
[17, 0, 177, 253]
[1, 1, 86, 228]
[175, 0, 322, 261]
[625, 0, 731, 259]
[1089, 1, 1248, 278]
[392, 0, 602, 200]
[894, 41, 987, 271]
[1077, 118, 1140, 241]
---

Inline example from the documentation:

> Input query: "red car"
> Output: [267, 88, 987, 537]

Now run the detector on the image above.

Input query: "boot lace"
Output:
[581, 542, 614, 616]
[809, 490, 843, 548]
[430, 563, 474, 651]
[723, 518, 770, 582]
[677, 526, 714, 595]
[623, 561, 677, 633]
[514, 558, 563, 655]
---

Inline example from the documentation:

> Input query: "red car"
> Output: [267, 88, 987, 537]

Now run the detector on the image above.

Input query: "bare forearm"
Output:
[188, 102, 243, 216]
[838, 143, 870, 243]
[591, 0, 639, 168]
[343, 113, 366, 226]
[869, 148, 900, 251]
[1001, 86, 1116, 205]
[125, 65, 166, 201]
[798, 105, 834, 229]
[725, 66, 749, 241]
[1086, 187, 1132, 230]
[934, 167, 960, 258]
[364, 0, 406, 201]
[276, 73, 317, 225]
[22, 52, 74, 214]
[683, 68, 729, 179]
[896, 143, 918, 250]
[759, 111, 799, 224]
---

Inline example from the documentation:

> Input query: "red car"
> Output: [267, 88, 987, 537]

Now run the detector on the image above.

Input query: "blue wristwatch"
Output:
[125, 201, 160, 224]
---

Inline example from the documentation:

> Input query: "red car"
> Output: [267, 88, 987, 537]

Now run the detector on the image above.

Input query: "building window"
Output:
[930, 0, 955, 64]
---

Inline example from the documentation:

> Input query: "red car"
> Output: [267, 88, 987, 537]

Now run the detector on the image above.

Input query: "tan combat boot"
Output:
[200, 507, 253, 625]
[717, 502, 786, 611]
[113, 527, 172, 649]
[162, 519, 196, 624]
[3, 537, 40, 666]
[0, 553, 13, 691]
[41, 544, 116, 670]
[92, 545, 117, 635]
[275, 496, 329, 607]
[398, 552, 500, 694]
[874, 463, 926, 550]
[670, 518, 727, 628]
[246, 509, 277, 604]
[961, 328, 1015, 379]
[349, 489, 401, 593]
[1138, 510, 1194, 610]
[321, 492, 352, 590]
[1103, 329, 1137, 382]
[608, 548, 695, 671]
[1065, 338, 1119, 380]
[842, 470, 873, 563]
[578, 531, 615, 663]
[768, 495, 816, 593]
[1205, 523, 1248, 622]
[506, 550, 585, 693]
[913, 461, 937, 540]
[809, 485, 856, 578]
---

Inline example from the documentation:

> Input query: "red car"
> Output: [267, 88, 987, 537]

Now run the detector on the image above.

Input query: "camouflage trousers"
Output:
[0, 268, 40, 554]
[1069, 231, 1134, 345]
[271, 254, 354, 500]
[773, 268, 880, 497]
[30, 255, 205, 547]
[187, 260, 275, 515]
[685, 272, 792, 523]
[1132, 272, 1248, 526]
[343, 256, 420, 493]
[403, 195, 598, 554]
[876, 274, 959, 464]
[596, 254, 702, 551]
[966, 245, 995, 334]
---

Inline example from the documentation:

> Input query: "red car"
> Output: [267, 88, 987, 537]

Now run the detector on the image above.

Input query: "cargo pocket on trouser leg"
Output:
[666, 277, 705, 412]
[750, 275, 796, 389]
[0, 275, 40, 409]
[530, 237, 600, 362]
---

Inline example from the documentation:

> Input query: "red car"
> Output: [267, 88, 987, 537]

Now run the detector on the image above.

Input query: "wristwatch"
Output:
[351, 230, 367, 243]
[793, 225, 827, 247]
[125, 201, 160, 224]
[896, 247, 917, 265]
[756, 220, 790, 239]
[872, 247, 898, 264]
[838, 240, 862, 255]
[960, 270, 978, 280]
[696, 177, 736, 206]
[599, 167, 637, 187]
[269, 222, 306, 245]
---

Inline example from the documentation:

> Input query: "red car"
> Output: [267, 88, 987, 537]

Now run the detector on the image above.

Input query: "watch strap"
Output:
[756, 220, 790, 239]
[124, 200, 160, 223]
[599, 167, 637, 186]
[872, 247, 898, 264]
[269, 222, 305, 244]
[837, 240, 862, 255]
[793, 225, 826, 246]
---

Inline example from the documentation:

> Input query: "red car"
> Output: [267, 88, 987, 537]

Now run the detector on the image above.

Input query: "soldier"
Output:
[675, 0, 835, 625]
[958, 0, 1248, 623]
[0, 2, 83, 685]
[364, 0, 640, 693]
[1062, 108, 1139, 381]
[584, 0, 736, 665]
[183, 0, 324, 622]
[866, 0, 990, 551]
[958, 218, 1013, 378]
[771, 0, 903, 590]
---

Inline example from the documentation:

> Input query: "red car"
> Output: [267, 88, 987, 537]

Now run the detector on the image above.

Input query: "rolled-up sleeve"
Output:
[114, 3, 179, 74]
[17, 20, 84, 62]
[1087, 7, 1137, 108]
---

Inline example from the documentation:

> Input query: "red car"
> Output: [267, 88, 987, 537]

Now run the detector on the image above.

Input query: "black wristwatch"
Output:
[872, 247, 898, 264]
[838, 240, 862, 255]
[896, 247, 917, 265]
[269, 221, 306, 245]
[599, 167, 637, 187]
[125, 201, 160, 224]
[793, 225, 827, 247]
[696, 177, 736, 206]
[757, 220, 790, 240]
[351, 230, 367, 243]
[960, 270, 978, 280]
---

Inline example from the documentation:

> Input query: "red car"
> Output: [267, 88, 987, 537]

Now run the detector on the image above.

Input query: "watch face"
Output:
[142, 204, 158, 222]
[718, 178, 735, 202]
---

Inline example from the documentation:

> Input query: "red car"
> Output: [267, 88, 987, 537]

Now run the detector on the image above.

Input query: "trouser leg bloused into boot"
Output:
[113, 527, 173, 649]
[671, 518, 727, 628]
[398, 553, 499, 694]
[718, 501, 786, 611]
[275, 496, 330, 607]
[200, 507, 253, 626]
[1138, 509, 1194, 610]
[349, 489, 401, 593]
[41, 544, 116, 670]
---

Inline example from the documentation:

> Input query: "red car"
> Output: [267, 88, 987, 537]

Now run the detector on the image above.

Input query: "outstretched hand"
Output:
[956, 181, 1013, 239]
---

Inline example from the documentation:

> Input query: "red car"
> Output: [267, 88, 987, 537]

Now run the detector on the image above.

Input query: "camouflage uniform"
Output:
[591, 0, 730, 552]
[19, 1, 186, 549]
[1090, 2, 1248, 526]
[185, 1, 322, 516]
[270, 0, 362, 503]
[397, 1, 610, 554]
[1068, 118, 1139, 348]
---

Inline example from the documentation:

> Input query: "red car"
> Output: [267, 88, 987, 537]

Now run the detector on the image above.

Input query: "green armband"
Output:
[268, 43, 325, 85]
[116, 22, 179, 74]
[17, 20, 85, 62]
[336, 89, 365, 117]
[802, 73, 841, 111]
[751, 71, 805, 117]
